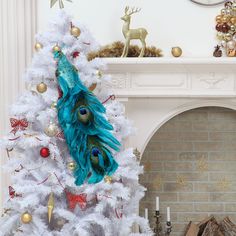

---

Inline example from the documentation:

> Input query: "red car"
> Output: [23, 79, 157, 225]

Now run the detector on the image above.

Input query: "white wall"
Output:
[0, 0, 37, 210]
[37, 0, 222, 57]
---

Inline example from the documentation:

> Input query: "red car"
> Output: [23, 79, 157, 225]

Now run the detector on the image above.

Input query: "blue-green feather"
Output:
[54, 51, 120, 185]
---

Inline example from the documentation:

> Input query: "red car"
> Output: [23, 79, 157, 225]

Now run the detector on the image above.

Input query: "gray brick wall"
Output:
[139, 107, 236, 236]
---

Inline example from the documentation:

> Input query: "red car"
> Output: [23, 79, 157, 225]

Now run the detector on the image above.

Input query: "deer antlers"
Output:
[124, 6, 141, 16]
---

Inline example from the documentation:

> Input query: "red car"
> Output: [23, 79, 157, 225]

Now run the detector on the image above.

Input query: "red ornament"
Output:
[9, 186, 16, 198]
[72, 51, 80, 58]
[222, 23, 230, 33]
[40, 147, 50, 158]
[8, 186, 22, 198]
[215, 23, 222, 32]
[65, 190, 87, 210]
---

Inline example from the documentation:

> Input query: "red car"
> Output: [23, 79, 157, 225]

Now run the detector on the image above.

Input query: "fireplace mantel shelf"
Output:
[104, 57, 236, 65]
[104, 57, 236, 73]
[104, 57, 236, 98]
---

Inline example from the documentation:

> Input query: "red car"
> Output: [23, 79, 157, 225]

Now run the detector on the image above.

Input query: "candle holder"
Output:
[153, 211, 172, 236]
[165, 221, 172, 236]
[153, 210, 162, 236]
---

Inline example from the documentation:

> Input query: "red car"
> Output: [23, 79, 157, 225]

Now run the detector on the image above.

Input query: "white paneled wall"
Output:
[37, 0, 222, 57]
[0, 0, 37, 209]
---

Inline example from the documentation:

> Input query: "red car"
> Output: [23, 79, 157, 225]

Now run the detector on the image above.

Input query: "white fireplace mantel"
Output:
[104, 57, 236, 98]
[104, 58, 236, 156]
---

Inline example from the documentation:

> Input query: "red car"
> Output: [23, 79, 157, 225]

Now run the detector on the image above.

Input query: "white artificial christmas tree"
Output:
[0, 11, 152, 236]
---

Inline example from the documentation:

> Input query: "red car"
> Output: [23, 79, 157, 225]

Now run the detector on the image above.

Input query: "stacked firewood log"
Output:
[184, 216, 236, 236]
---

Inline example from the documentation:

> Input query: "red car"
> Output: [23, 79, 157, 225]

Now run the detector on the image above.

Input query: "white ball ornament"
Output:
[44, 121, 58, 137]
[233, 35, 236, 41]
[221, 8, 226, 15]
[227, 40, 235, 49]
[230, 25, 236, 32]
[221, 40, 227, 48]
[226, 9, 232, 15]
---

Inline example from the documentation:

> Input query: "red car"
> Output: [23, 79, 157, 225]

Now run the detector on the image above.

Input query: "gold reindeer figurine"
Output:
[121, 7, 148, 57]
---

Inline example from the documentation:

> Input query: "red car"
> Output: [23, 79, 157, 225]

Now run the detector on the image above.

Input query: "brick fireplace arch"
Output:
[140, 106, 236, 236]
[138, 100, 236, 156]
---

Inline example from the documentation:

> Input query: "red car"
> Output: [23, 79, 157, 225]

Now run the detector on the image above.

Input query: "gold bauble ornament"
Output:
[36, 82, 47, 93]
[227, 48, 236, 57]
[224, 33, 233, 41]
[67, 161, 76, 171]
[70, 26, 81, 38]
[53, 45, 61, 52]
[48, 192, 54, 223]
[230, 17, 236, 25]
[222, 16, 230, 23]
[21, 212, 32, 224]
[216, 15, 222, 23]
[51, 101, 57, 109]
[217, 32, 224, 40]
[233, 4, 236, 11]
[44, 122, 58, 137]
[35, 42, 43, 51]
[104, 175, 112, 184]
[171, 47, 182, 57]
[89, 83, 97, 92]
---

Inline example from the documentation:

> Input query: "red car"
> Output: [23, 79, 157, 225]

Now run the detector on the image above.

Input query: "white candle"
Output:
[145, 208, 148, 219]
[167, 207, 171, 222]
[156, 196, 160, 211]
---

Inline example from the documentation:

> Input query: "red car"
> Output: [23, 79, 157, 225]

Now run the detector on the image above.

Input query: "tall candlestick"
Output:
[145, 208, 148, 220]
[156, 196, 160, 211]
[167, 207, 170, 222]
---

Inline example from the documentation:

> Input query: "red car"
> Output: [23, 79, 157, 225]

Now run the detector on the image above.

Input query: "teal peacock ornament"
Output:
[54, 50, 120, 186]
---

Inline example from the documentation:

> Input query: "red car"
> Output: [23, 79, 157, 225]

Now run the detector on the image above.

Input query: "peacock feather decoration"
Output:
[54, 50, 120, 186]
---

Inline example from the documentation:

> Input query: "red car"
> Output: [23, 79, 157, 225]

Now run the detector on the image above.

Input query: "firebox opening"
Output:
[140, 106, 236, 236]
